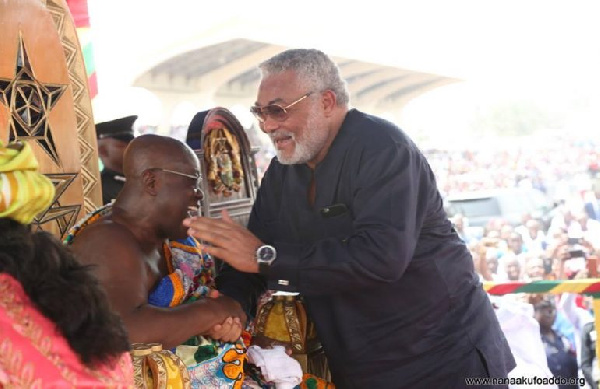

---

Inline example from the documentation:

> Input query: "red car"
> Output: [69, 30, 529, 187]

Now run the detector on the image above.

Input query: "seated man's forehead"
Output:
[179, 150, 200, 167]
[191, 156, 201, 171]
[160, 157, 199, 174]
[186, 159, 202, 175]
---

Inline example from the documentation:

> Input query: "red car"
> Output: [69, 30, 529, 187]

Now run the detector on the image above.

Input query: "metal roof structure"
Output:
[133, 38, 458, 116]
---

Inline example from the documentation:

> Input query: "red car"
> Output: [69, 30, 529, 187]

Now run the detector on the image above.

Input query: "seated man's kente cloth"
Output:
[65, 204, 247, 389]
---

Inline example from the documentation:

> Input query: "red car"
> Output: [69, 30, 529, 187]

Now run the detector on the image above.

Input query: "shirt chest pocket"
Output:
[316, 205, 355, 241]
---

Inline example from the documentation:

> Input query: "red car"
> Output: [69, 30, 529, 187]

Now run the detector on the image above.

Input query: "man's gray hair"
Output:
[259, 49, 350, 106]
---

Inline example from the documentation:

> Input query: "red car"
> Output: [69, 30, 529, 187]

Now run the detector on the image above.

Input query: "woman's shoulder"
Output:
[0, 273, 133, 387]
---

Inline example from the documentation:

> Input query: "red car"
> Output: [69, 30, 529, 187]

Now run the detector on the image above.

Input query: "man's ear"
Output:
[97, 142, 108, 158]
[322, 90, 337, 117]
[141, 169, 159, 196]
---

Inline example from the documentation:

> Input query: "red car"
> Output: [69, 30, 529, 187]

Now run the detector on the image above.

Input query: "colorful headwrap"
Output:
[0, 141, 55, 224]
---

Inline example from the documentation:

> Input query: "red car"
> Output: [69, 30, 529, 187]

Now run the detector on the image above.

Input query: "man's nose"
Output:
[260, 115, 279, 134]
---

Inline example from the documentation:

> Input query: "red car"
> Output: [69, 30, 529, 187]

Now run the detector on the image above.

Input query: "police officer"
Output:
[95, 115, 137, 205]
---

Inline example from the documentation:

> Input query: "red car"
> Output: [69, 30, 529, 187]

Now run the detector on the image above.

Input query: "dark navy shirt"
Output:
[218, 109, 515, 388]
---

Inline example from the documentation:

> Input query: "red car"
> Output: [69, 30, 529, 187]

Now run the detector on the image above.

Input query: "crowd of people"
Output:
[424, 137, 599, 200]
[447, 162, 600, 388]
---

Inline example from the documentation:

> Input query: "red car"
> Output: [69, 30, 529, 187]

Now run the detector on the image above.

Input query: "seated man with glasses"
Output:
[67, 134, 249, 388]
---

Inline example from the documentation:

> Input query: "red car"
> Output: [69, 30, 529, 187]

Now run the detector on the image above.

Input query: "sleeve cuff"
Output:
[265, 242, 302, 292]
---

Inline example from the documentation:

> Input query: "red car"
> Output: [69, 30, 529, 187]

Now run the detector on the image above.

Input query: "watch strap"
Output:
[258, 260, 271, 275]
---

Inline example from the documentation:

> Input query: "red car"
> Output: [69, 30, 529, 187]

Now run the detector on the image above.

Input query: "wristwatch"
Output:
[256, 244, 277, 274]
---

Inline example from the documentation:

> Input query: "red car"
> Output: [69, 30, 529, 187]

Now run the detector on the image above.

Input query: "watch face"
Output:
[257, 245, 276, 263]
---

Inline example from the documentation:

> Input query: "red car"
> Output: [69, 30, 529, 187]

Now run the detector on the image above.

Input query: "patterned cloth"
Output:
[0, 273, 134, 388]
[299, 374, 336, 389]
[158, 237, 247, 389]
[65, 204, 247, 389]
[0, 141, 55, 224]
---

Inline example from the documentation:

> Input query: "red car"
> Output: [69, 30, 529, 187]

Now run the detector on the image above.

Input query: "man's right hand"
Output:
[203, 295, 247, 342]
[208, 316, 243, 343]
[211, 295, 246, 321]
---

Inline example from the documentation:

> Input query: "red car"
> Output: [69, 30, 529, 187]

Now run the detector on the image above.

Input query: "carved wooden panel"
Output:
[0, 0, 101, 237]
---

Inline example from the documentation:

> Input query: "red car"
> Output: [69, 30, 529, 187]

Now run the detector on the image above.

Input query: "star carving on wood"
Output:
[32, 173, 81, 238]
[0, 34, 67, 166]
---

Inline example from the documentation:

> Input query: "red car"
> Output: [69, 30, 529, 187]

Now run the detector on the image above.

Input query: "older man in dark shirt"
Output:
[184, 49, 515, 388]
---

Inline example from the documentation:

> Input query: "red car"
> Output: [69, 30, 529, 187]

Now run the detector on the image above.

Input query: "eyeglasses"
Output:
[250, 92, 313, 123]
[148, 168, 203, 198]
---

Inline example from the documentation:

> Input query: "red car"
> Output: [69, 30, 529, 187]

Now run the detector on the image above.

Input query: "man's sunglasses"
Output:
[250, 92, 313, 123]
[147, 168, 203, 197]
